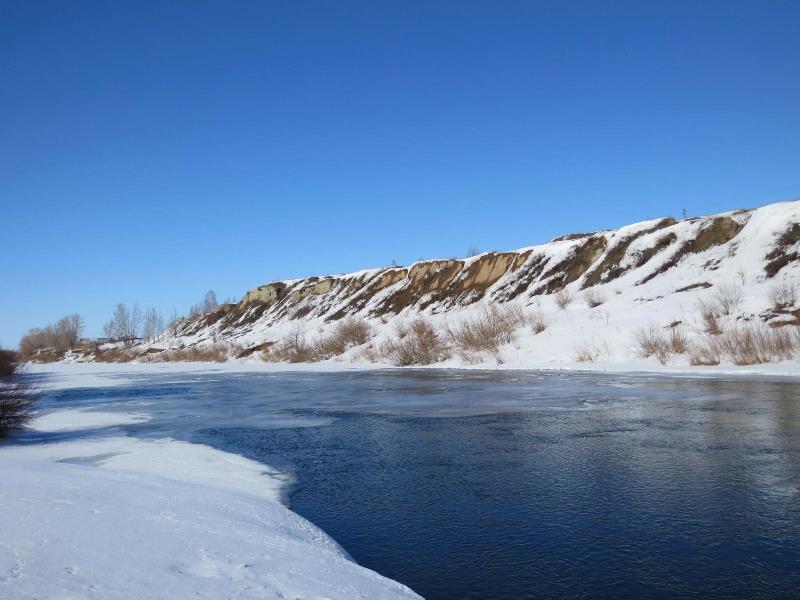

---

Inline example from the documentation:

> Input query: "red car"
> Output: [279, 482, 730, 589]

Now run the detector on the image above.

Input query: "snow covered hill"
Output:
[103, 200, 800, 372]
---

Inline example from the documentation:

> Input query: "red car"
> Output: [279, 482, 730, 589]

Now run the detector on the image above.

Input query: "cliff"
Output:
[109, 200, 800, 370]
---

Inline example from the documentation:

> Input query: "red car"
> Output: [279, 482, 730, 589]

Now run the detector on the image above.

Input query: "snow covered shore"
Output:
[0, 392, 421, 598]
[28, 353, 800, 388]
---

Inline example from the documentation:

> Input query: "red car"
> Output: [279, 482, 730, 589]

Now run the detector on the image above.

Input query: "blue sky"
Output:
[2, 1, 799, 344]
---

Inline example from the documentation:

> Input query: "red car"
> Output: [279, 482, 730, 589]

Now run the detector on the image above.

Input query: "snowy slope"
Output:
[0, 409, 422, 600]
[100, 200, 800, 371]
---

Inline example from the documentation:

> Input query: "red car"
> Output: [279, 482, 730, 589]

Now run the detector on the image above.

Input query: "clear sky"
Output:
[2, 1, 799, 345]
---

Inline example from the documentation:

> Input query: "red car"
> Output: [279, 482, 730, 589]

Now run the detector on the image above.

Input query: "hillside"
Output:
[95, 200, 800, 371]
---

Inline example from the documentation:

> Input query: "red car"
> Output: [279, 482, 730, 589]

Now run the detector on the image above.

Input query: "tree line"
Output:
[18, 314, 85, 356]
[18, 290, 224, 356]
[101, 303, 166, 344]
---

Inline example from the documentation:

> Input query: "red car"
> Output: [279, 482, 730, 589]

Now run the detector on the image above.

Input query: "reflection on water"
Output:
[35, 370, 800, 599]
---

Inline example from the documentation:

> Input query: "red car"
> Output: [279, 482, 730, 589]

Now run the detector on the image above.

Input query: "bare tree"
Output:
[110, 304, 129, 341]
[155, 311, 164, 338]
[18, 314, 84, 356]
[65, 314, 85, 344]
[130, 304, 142, 341]
[143, 309, 155, 341]
[19, 328, 44, 356]
[110, 303, 141, 344]
[143, 308, 165, 341]
[203, 290, 218, 314]
[54, 317, 74, 353]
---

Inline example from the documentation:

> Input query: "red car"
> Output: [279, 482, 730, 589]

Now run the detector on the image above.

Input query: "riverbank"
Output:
[0, 377, 421, 599]
[23, 356, 800, 393]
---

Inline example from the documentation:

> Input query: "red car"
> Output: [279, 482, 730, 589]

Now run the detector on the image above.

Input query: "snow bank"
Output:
[0, 409, 421, 599]
[33, 408, 151, 431]
[25, 360, 387, 390]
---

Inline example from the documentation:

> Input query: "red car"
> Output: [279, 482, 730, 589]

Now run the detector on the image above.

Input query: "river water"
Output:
[37, 369, 800, 599]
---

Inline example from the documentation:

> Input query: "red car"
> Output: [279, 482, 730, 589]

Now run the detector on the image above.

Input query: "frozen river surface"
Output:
[32, 368, 800, 599]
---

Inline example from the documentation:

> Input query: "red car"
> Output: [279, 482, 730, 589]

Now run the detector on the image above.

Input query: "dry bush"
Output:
[688, 325, 799, 366]
[688, 341, 721, 366]
[715, 325, 797, 365]
[668, 326, 689, 354]
[0, 350, 15, 378]
[635, 325, 670, 364]
[147, 344, 231, 363]
[381, 319, 450, 366]
[554, 288, 573, 310]
[446, 306, 523, 363]
[583, 288, 606, 308]
[712, 283, 744, 316]
[313, 318, 372, 360]
[95, 347, 136, 363]
[530, 310, 547, 334]
[696, 299, 722, 335]
[0, 350, 36, 438]
[635, 325, 689, 365]
[573, 341, 602, 363]
[358, 343, 381, 363]
[768, 282, 798, 309]
[264, 328, 316, 363]
[503, 304, 527, 327]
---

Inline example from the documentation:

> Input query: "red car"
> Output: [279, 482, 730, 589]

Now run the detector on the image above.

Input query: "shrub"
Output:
[715, 325, 797, 366]
[145, 344, 231, 363]
[583, 288, 606, 308]
[712, 283, 744, 316]
[264, 328, 316, 363]
[0, 350, 15, 378]
[573, 341, 602, 363]
[688, 325, 799, 366]
[554, 288, 573, 310]
[381, 319, 450, 366]
[530, 311, 547, 334]
[768, 282, 798, 309]
[696, 299, 722, 335]
[688, 341, 721, 366]
[503, 304, 527, 327]
[446, 305, 523, 363]
[635, 325, 670, 364]
[0, 350, 36, 439]
[634, 325, 689, 365]
[358, 343, 381, 363]
[95, 346, 136, 363]
[313, 318, 372, 360]
[668, 326, 689, 354]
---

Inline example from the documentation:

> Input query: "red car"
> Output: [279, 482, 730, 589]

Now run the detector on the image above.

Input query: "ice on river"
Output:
[0, 402, 421, 599]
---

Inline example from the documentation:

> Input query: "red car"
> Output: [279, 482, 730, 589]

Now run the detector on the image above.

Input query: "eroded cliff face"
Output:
[165, 201, 799, 351]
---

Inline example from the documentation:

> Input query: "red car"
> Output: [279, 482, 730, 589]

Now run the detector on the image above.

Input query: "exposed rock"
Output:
[675, 282, 713, 293]
[638, 216, 746, 284]
[241, 282, 288, 306]
[765, 223, 800, 277]
[582, 218, 676, 288]
[533, 237, 607, 295]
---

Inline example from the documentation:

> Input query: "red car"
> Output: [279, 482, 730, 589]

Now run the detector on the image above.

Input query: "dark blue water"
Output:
[33, 370, 800, 599]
